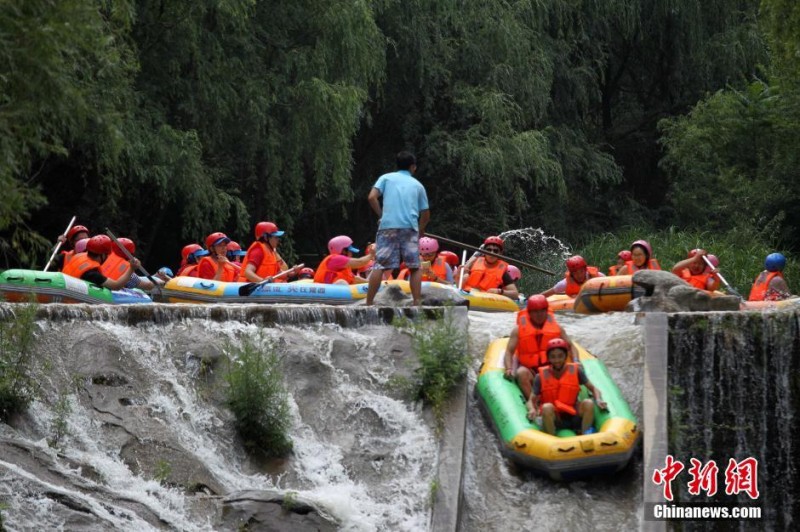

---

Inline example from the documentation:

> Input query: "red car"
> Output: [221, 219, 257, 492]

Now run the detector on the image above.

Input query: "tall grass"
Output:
[0, 303, 40, 421]
[225, 336, 292, 457]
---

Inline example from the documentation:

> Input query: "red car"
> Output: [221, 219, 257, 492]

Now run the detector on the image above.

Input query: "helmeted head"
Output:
[765, 253, 786, 272]
[226, 241, 247, 260]
[181, 244, 203, 262]
[706, 254, 720, 268]
[255, 221, 285, 240]
[205, 232, 230, 251]
[566, 255, 587, 273]
[526, 294, 548, 312]
[158, 267, 174, 278]
[546, 338, 570, 367]
[688, 248, 703, 259]
[86, 235, 112, 256]
[298, 267, 315, 280]
[74, 238, 89, 254]
[418, 237, 439, 255]
[617, 250, 632, 262]
[483, 236, 504, 252]
[67, 225, 90, 243]
[630, 240, 652, 267]
[328, 235, 359, 255]
[506, 265, 522, 282]
[111, 237, 135, 258]
[439, 251, 460, 267]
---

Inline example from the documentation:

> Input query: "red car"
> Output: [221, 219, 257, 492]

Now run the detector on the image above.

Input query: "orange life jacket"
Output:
[515, 310, 562, 371]
[680, 269, 719, 291]
[398, 256, 449, 282]
[624, 258, 661, 273]
[62, 252, 102, 279]
[197, 256, 238, 282]
[100, 254, 130, 281]
[749, 271, 784, 301]
[564, 266, 600, 296]
[60, 250, 76, 272]
[314, 254, 355, 284]
[464, 258, 508, 291]
[538, 363, 582, 416]
[237, 241, 283, 282]
[178, 264, 200, 277]
[608, 265, 620, 276]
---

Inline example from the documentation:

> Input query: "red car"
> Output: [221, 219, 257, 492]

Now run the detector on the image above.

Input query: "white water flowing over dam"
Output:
[0, 303, 646, 530]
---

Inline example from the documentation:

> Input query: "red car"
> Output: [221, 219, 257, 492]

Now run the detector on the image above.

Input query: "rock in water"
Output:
[357, 284, 468, 307]
[628, 270, 740, 312]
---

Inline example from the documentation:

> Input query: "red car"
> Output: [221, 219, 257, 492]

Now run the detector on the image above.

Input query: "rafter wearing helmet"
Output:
[62, 234, 140, 290]
[459, 236, 519, 299]
[540, 255, 604, 298]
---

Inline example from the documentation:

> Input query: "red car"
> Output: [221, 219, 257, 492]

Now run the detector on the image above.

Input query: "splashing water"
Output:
[499, 227, 573, 295]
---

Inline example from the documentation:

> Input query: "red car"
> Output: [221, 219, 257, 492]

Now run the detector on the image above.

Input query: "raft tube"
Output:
[546, 294, 576, 312]
[0, 269, 152, 304]
[573, 275, 645, 314]
[476, 337, 640, 480]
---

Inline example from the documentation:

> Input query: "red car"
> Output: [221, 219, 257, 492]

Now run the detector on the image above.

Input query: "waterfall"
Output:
[669, 310, 800, 529]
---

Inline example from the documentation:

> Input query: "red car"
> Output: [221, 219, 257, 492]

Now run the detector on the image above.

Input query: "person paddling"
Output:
[52, 224, 91, 272]
[62, 235, 139, 290]
[238, 222, 300, 283]
[671, 249, 720, 291]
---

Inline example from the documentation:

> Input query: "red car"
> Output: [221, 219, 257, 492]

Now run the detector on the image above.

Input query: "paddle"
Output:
[44, 216, 77, 272]
[425, 233, 556, 276]
[105, 228, 163, 298]
[701, 255, 743, 299]
[238, 264, 304, 296]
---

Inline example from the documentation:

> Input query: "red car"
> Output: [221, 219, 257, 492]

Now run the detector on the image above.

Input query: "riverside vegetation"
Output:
[0, 303, 40, 422]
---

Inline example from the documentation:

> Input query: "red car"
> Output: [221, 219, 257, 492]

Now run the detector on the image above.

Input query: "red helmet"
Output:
[298, 267, 315, 279]
[227, 241, 242, 252]
[546, 338, 570, 354]
[67, 225, 89, 242]
[86, 235, 112, 255]
[226, 240, 247, 258]
[439, 250, 460, 267]
[688, 248, 703, 258]
[566, 255, 587, 273]
[418, 237, 439, 254]
[182, 244, 203, 261]
[205, 232, 230, 249]
[112, 237, 135, 257]
[483, 236, 504, 251]
[506, 264, 522, 281]
[617, 250, 632, 261]
[526, 294, 548, 312]
[255, 221, 285, 239]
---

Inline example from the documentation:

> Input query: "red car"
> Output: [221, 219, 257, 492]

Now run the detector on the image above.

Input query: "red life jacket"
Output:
[749, 271, 784, 301]
[538, 363, 582, 416]
[464, 258, 508, 291]
[314, 255, 355, 284]
[680, 269, 718, 291]
[515, 310, 562, 371]
[237, 241, 283, 282]
[62, 252, 102, 279]
[100, 254, 130, 281]
[624, 258, 661, 273]
[564, 266, 600, 296]
[197, 256, 238, 282]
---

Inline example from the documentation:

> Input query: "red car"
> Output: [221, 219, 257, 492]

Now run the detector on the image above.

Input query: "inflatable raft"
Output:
[546, 294, 576, 312]
[573, 275, 644, 314]
[0, 269, 152, 304]
[476, 337, 640, 480]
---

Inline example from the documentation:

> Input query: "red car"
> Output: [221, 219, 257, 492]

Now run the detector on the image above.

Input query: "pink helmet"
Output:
[328, 235, 359, 255]
[566, 255, 587, 273]
[617, 250, 632, 261]
[418, 237, 439, 254]
[706, 254, 720, 268]
[74, 238, 89, 254]
[630, 239, 653, 259]
[506, 264, 522, 281]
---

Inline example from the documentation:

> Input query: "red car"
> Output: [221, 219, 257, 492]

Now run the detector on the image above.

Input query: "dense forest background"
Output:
[1, 0, 798, 277]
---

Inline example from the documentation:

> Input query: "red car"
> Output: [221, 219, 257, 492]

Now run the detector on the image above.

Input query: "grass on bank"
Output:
[0, 303, 40, 422]
[394, 311, 470, 431]
[225, 336, 292, 457]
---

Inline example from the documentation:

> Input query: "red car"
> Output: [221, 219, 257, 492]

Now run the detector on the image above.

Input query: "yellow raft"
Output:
[475, 338, 640, 480]
[573, 275, 640, 314]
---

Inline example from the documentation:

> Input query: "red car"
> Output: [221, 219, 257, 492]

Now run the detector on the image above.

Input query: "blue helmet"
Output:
[765, 253, 786, 272]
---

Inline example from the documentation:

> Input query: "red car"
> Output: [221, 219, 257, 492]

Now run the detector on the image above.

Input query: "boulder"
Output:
[628, 270, 741, 312]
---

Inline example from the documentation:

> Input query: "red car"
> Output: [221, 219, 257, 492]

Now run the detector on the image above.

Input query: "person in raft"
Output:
[226, 241, 247, 264]
[197, 232, 239, 282]
[530, 338, 607, 435]
[615, 239, 661, 275]
[459, 236, 519, 299]
[503, 294, 572, 406]
[314, 236, 376, 284]
[297, 267, 315, 280]
[51, 224, 91, 271]
[100, 237, 160, 291]
[671, 248, 721, 291]
[62, 235, 140, 290]
[176, 244, 208, 277]
[396, 237, 454, 284]
[608, 250, 631, 276]
[749, 252, 792, 301]
[238, 222, 300, 283]
[540, 255, 604, 298]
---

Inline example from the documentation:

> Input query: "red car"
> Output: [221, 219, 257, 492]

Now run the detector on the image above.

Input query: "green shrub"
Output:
[396, 311, 470, 430]
[225, 336, 292, 457]
[0, 303, 40, 421]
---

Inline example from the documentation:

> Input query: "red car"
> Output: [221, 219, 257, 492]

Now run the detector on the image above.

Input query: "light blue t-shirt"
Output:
[373, 170, 429, 231]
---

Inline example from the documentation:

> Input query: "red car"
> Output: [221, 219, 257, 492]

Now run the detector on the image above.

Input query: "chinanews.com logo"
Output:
[646, 455, 762, 521]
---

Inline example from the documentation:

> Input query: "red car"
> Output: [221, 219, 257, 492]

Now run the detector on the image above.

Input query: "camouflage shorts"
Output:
[374, 229, 420, 270]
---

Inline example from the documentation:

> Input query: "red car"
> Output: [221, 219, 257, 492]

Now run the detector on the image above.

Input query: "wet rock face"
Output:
[222, 490, 338, 531]
[367, 284, 468, 307]
[628, 270, 741, 312]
